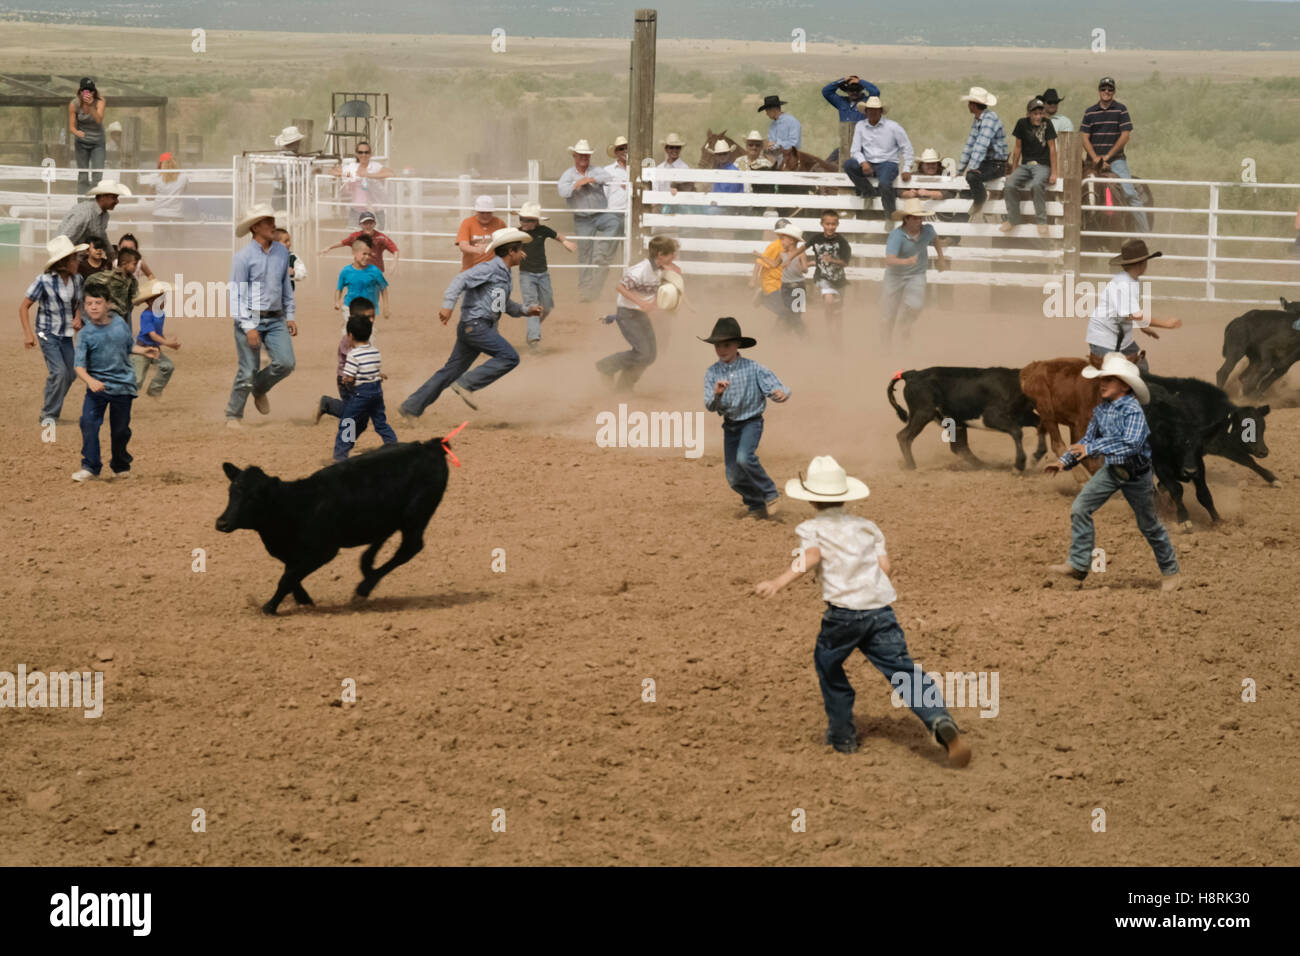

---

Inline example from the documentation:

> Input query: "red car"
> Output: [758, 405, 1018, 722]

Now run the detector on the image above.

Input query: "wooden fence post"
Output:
[628, 8, 657, 260]
[1061, 131, 1081, 277]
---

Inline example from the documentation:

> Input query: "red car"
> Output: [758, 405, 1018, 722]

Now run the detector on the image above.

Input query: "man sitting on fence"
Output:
[558, 138, 616, 302]
[842, 96, 913, 218]
[957, 87, 1009, 223]
[1081, 76, 1148, 233]
[1001, 97, 1058, 237]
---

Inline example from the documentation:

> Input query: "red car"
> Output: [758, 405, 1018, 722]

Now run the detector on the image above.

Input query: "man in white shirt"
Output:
[602, 136, 630, 269]
[841, 97, 914, 217]
[1085, 239, 1181, 372]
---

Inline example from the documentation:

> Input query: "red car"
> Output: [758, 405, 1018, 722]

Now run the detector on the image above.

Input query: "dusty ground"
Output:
[2, 251, 1298, 866]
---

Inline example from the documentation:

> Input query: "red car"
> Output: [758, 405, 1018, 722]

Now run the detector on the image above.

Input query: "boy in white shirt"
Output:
[1086, 239, 1181, 372]
[755, 455, 972, 765]
[596, 235, 680, 392]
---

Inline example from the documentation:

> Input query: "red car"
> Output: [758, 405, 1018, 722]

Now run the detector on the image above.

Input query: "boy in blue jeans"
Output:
[333, 310, 398, 461]
[756, 455, 972, 765]
[701, 316, 789, 519]
[71, 281, 159, 481]
[516, 201, 576, 352]
[315, 297, 374, 424]
[1044, 351, 1181, 591]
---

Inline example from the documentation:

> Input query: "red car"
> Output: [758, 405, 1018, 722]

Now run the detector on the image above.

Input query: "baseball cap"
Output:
[474, 195, 494, 213]
[358, 210, 377, 223]
[79, 76, 96, 92]
[1098, 76, 1117, 89]
[1027, 97, 1046, 111]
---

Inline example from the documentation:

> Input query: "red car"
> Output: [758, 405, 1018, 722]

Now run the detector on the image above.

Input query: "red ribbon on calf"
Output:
[442, 420, 468, 467]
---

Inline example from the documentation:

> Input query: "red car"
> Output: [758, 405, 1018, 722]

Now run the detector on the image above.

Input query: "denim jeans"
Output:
[75, 139, 105, 193]
[842, 159, 900, 215]
[722, 415, 777, 510]
[595, 307, 656, 391]
[1067, 464, 1179, 576]
[761, 288, 806, 336]
[574, 213, 621, 301]
[321, 376, 355, 419]
[80, 390, 134, 475]
[965, 157, 1007, 211]
[880, 271, 927, 345]
[400, 316, 519, 416]
[333, 381, 398, 460]
[1005, 163, 1050, 224]
[130, 352, 175, 396]
[814, 604, 955, 743]
[225, 317, 296, 419]
[38, 334, 77, 422]
[1106, 158, 1149, 233]
[519, 271, 555, 342]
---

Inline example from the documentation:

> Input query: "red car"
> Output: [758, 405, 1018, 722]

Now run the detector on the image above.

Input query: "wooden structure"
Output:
[0, 73, 167, 166]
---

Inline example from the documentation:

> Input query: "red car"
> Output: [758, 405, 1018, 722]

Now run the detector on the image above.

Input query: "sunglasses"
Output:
[666, 146, 681, 150]
[1099, 86, 1115, 92]
[356, 150, 371, 155]
[615, 145, 628, 151]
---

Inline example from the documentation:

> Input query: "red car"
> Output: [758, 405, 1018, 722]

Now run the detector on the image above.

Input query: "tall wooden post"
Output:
[1061, 131, 1082, 277]
[627, 8, 657, 260]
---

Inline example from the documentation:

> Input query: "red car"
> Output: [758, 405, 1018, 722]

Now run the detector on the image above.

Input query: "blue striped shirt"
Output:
[25, 271, 83, 337]
[703, 355, 789, 421]
[229, 239, 295, 331]
[959, 109, 1008, 170]
[767, 113, 802, 149]
[342, 343, 383, 385]
[442, 256, 524, 325]
[1059, 393, 1151, 469]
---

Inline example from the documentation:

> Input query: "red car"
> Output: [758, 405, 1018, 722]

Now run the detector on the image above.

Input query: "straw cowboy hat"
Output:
[744, 130, 764, 142]
[785, 455, 870, 503]
[516, 201, 549, 221]
[273, 125, 304, 147]
[486, 227, 532, 252]
[133, 279, 172, 305]
[891, 197, 936, 220]
[1082, 351, 1151, 405]
[1110, 238, 1163, 267]
[607, 135, 629, 157]
[774, 224, 804, 241]
[855, 96, 889, 115]
[568, 139, 595, 155]
[657, 270, 686, 311]
[959, 86, 998, 107]
[917, 147, 942, 164]
[698, 316, 756, 349]
[44, 235, 88, 269]
[661, 132, 686, 147]
[84, 180, 132, 198]
[235, 202, 282, 237]
[710, 140, 735, 154]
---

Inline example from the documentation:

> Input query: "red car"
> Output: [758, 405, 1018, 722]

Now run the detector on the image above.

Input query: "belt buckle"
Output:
[1111, 463, 1132, 481]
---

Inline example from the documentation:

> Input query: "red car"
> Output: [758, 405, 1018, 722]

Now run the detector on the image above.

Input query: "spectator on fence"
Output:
[842, 96, 913, 218]
[558, 139, 616, 302]
[1081, 77, 1148, 233]
[1040, 89, 1073, 133]
[707, 141, 744, 215]
[55, 180, 130, 246]
[760, 94, 802, 160]
[68, 77, 107, 193]
[20, 235, 86, 425]
[328, 140, 393, 229]
[322, 210, 399, 273]
[957, 87, 1009, 223]
[899, 148, 946, 201]
[77, 236, 111, 280]
[735, 130, 776, 214]
[455, 196, 506, 272]
[881, 198, 946, 347]
[141, 153, 191, 249]
[822, 75, 881, 163]
[104, 121, 124, 175]
[1001, 98, 1058, 237]
[604, 135, 631, 256]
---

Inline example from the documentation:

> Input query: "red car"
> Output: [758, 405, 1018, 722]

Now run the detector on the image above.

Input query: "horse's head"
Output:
[701, 129, 740, 168]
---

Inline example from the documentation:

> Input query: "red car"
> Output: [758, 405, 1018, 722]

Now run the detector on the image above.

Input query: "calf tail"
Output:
[887, 370, 909, 422]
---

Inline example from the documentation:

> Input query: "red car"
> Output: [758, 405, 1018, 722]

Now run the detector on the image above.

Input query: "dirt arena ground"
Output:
[3, 253, 1298, 866]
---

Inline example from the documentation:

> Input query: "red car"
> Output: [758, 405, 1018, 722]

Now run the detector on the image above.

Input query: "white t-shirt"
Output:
[616, 258, 662, 312]
[795, 508, 897, 611]
[1086, 271, 1146, 351]
[140, 172, 190, 219]
[603, 161, 629, 212]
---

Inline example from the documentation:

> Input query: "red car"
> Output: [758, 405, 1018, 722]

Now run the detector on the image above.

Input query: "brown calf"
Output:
[1019, 357, 1103, 474]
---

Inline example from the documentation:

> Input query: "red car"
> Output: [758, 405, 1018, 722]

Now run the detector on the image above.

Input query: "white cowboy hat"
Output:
[474, 194, 495, 213]
[486, 227, 532, 252]
[891, 197, 936, 220]
[774, 225, 804, 241]
[960, 86, 997, 107]
[744, 130, 764, 142]
[656, 282, 682, 312]
[607, 135, 629, 158]
[133, 279, 172, 305]
[1082, 352, 1150, 405]
[44, 235, 88, 270]
[84, 180, 132, 198]
[235, 202, 282, 237]
[710, 140, 734, 154]
[918, 147, 941, 164]
[568, 139, 595, 155]
[273, 126, 304, 147]
[516, 201, 549, 221]
[785, 456, 870, 503]
[661, 133, 686, 147]
[855, 96, 888, 115]
[106, 121, 122, 134]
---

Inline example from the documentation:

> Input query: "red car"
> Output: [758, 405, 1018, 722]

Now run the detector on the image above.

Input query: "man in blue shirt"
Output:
[225, 203, 297, 426]
[822, 75, 880, 163]
[760, 94, 801, 164]
[957, 87, 1009, 221]
[399, 228, 543, 417]
[1044, 352, 1180, 590]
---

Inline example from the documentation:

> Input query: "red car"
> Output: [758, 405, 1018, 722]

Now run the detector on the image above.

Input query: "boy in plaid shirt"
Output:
[1044, 352, 1180, 590]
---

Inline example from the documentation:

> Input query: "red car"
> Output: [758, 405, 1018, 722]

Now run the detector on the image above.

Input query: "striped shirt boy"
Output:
[24, 272, 84, 338]
[342, 343, 382, 385]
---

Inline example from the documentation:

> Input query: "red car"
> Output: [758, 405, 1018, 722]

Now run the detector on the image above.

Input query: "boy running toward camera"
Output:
[131, 279, 179, 397]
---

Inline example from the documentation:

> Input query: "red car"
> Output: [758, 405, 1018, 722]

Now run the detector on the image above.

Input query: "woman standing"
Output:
[881, 197, 946, 348]
[68, 77, 107, 193]
[143, 154, 190, 249]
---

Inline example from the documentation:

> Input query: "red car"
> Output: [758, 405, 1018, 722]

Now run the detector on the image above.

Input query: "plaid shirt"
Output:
[24, 271, 83, 337]
[54, 200, 110, 245]
[959, 109, 1008, 169]
[1059, 393, 1151, 469]
[703, 356, 788, 421]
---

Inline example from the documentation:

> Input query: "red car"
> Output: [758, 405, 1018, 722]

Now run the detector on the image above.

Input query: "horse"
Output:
[1082, 157, 1157, 239]
[699, 129, 742, 169]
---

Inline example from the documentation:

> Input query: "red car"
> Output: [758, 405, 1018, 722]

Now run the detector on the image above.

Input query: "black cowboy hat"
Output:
[757, 94, 787, 113]
[1040, 88, 1063, 104]
[699, 316, 756, 348]
[1110, 238, 1163, 267]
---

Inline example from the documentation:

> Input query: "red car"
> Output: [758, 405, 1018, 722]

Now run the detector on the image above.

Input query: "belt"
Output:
[253, 309, 283, 319]
[1110, 459, 1151, 481]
